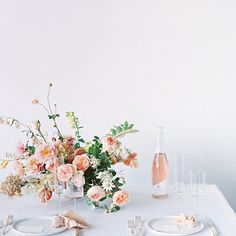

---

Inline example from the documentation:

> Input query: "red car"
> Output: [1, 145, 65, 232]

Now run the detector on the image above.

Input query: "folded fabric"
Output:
[52, 210, 91, 233]
[173, 214, 198, 227]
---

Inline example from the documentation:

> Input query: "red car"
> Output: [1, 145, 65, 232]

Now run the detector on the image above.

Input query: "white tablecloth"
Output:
[1, 185, 236, 235]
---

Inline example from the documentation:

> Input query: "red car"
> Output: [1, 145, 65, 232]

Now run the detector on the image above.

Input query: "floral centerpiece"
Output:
[0, 84, 138, 212]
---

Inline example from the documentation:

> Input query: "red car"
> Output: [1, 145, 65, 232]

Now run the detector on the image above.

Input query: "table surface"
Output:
[0, 185, 236, 236]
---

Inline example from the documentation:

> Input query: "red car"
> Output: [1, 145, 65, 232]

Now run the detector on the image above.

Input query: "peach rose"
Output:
[113, 190, 129, 206]
[123, 152, 138, 168]
[27, 155, 42, 174]
[36, 144, 56, 163]
[72, 171, 85, 188]
[45, 160, 55, 172]
[73, 154, 90, 171]
[39, 188, 52, 202]
[102, 136, 121, 152]
[57, 164, 74, 182]
[74, 147, 85, 156]
[87, 186, 105, 202]
[13, 160, 24, 176]
[16, 142, 25, 155]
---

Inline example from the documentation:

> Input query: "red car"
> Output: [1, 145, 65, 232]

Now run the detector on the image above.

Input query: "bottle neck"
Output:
[155, 127, 164, 154]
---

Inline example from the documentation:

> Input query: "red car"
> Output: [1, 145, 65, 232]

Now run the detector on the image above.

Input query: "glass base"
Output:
[152, 193, 168, 199]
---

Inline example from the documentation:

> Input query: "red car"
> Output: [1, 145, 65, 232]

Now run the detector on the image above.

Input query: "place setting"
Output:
[126, 214, 219, 236]
[0, 84, 228, 236]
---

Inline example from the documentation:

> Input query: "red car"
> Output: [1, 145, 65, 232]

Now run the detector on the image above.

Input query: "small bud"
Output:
[31, 120, 40, 130]
[32, 98, 40, 105]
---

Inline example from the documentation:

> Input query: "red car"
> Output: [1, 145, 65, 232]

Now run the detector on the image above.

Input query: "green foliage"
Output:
[66, 112, 83, 147]
[109, 205, 120, 213]
[113, 177, 124, 187]
[25, 144, 35, 155]
[109, 121, 138, 138]
[88, 137, 102, 158]
[48, 114, 60, 120]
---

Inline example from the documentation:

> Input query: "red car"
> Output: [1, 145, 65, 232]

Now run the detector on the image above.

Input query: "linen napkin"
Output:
[52, 210, 91, 235]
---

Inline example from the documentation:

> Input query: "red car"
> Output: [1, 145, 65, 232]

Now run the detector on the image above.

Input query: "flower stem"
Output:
[6, 117, 39, 141]
[38, 128, 47, 143]
[47, 84, 63, 140]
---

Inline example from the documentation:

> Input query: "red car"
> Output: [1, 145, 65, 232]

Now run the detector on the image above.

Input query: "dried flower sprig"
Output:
[0, 116, 39, 141]
[0, 175, 23, 197]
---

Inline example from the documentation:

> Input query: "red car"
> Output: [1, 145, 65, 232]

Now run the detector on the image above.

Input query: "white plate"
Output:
[147, 216, 204, 235]
[12, 216, 67, 236]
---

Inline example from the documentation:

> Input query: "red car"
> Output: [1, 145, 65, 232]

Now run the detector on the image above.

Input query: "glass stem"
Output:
[44, 201, 48, 216]
[58, 194, 61, 213]
[74, 198, 77, 211]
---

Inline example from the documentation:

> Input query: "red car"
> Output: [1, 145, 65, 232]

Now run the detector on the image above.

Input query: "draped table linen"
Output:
[1, 185, 236, 236]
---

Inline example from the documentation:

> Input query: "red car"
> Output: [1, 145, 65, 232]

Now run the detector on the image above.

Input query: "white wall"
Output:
[0, 0, 236, 210]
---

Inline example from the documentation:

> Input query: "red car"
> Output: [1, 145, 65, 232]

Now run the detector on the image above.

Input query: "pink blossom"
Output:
[73, 154, 90, 172]
[39, 188, 52, 202]
[13, 160, 24, 176]
[16, 142, 25, 155]
[123, 152, 138, 168]
[87, 186, 105, 202]
[36, 144, 56, 163]
[27, 155, 42, 174]
[72, 171, 85, 188]
[102, 136, 121, 152]
[113, 190, 129, 206]
[45, 161, 55, 172]
[57, 164, 74, 182]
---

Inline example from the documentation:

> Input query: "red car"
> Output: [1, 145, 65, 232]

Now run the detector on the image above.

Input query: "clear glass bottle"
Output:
[152, 127, 169, 198]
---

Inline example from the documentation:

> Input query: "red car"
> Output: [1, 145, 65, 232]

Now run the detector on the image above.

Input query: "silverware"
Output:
[0, 220, 3, 236]
[205, 218, 219, 236]
[135, 216, 145, 236]
[2, 215, 13, 235]
[128, 220, 136, 235]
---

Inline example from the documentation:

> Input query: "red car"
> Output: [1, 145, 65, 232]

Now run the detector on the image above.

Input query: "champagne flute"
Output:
[54, 163, 64, 213]
[73, 184, 84, 211]
[64, 170, 85, 211]
[54, 179, 64, 213]
[66, 181, 84, 211]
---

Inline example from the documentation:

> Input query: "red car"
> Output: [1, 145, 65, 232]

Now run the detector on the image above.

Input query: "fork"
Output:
[0, 220, 3, 236]
[128, 220, 136, 235]
[205, 218, 219, 236]
[135, 216, 145, 236]
[2, 215, 13, 235]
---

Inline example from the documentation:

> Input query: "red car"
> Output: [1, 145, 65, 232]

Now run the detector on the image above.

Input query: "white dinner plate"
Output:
[147, 216, 204, 235]
[12, 216, 67, 236]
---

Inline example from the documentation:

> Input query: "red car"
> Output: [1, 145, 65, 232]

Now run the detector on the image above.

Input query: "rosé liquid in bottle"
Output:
[152, 127, 169, 198]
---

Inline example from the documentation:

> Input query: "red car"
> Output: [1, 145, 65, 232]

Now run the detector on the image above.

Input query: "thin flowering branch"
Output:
[39, 103, 50, 114]
[46, 83, 63, 140]
[1, 116, 39, 141]
[47, 83, 53, 115]
[54, 104, 57, 114]
[36, 121, 47, 143]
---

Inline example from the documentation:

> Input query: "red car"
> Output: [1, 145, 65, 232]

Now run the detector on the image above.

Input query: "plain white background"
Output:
[0, 0, 236, 210]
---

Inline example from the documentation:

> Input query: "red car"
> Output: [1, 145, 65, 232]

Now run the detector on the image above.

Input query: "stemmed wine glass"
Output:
[54, 164, 64, 213]
[65, 178, 84, 211]
[54, 179, 64, 213]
